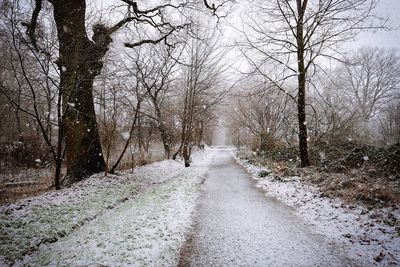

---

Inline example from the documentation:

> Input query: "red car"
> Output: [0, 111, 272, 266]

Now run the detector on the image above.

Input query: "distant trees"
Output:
[241, 0, 385, 166]
[307, 73, 356, 143]
[131, 46, 180, 159]
[230, 81, 295, 152]
[230, 45, 400, 158]
[173, 31, 227, 166]
[308, 47, 400, 144]
[379, 99, 400, 144]
[337, 47, 400, 139]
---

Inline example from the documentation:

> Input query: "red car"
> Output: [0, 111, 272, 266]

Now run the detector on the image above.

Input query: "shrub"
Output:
[0, 135, 51, 170]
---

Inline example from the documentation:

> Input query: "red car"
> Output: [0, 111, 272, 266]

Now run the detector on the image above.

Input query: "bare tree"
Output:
[337, 47, 400, 139]
[301, 69, 358, 143]
[22, 0, 231, 185]
[241, 0, 385, 166]
[97, 81, 124, 173]
[230, 82, 295, 152]
[128, 46, 181, 159]
[379, 99, 400, 144]
[108, 84, 145, 174]
[173, 30, 227, 166]
[0, 3, 65, 189]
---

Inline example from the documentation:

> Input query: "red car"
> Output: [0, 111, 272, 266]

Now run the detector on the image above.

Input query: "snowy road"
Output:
[181, 147, 351, 266]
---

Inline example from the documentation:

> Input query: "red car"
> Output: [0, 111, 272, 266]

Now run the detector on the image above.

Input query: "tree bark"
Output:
[159, 126, 171, 159]
[153, 103, 171, 158]
[109, 100, 141, 174]
[52, 0, 106, 185]
[182, 144, 190, 167]
[296, 0, 310, 167]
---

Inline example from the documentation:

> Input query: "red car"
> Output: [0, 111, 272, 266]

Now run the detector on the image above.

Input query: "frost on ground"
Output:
[0, 148, 215, 266]
[235, 152, 400, 266]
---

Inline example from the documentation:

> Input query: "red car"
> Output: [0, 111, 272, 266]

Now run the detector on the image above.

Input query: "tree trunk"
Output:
[296, 0, 310, 167]
[182, 143, 190, 167]
[54, 98, 63, 190]
[154, 104, 170, 158]
[137, 114, 145, 162]
[109, 101, 140, 174]
[54, 156, 62, 189]
[197, 120, 204, 148]
[159, 125, 171, 159]
[173, 91, 189, 160]
[52, 0, 107, 185]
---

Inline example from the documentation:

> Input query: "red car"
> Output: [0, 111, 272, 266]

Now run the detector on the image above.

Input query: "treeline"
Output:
[228, 46, 400, 174]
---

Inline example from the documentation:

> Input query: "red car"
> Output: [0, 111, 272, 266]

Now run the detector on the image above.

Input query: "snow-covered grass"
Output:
[0, 148, 215, 266]
[234, 151, 400, 266]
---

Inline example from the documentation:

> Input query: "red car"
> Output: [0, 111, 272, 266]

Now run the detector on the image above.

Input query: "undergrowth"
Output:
[239, 142, 400, 207]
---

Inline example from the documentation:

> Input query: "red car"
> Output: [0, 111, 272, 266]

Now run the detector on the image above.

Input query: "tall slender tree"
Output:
[242, 0, 385, 166]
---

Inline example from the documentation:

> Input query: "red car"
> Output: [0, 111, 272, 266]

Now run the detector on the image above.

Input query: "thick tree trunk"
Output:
[296, 0, 310, 167]
[182, 96, 193, 167]
[52, 0, 107, 185]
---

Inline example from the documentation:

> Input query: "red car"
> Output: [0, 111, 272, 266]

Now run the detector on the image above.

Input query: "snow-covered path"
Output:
[181, 147, 351, 266]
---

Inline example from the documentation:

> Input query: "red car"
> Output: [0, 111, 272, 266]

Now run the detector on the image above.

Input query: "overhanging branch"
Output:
[124, 25, 188, 48]
[22, 0, 42, 50]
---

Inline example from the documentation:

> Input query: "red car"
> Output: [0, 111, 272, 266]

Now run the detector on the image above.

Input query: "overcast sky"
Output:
[218, 0, 400, 75]
[352, 0, 400, 49]
[94, 0, 400, 50]
[222, 0, 400, 49]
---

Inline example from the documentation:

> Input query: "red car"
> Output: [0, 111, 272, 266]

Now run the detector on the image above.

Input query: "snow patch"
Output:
[121, 131, 130, 140]
[0, 148, 215, 266]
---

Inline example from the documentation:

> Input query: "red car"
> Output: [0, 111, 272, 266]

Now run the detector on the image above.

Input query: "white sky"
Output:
[92, 0, 400, 49]
[351, 0, 400, 49]
[221, 0, 400, 48]
[217, 0, 400, 75]
[90, 0, 400, 76]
